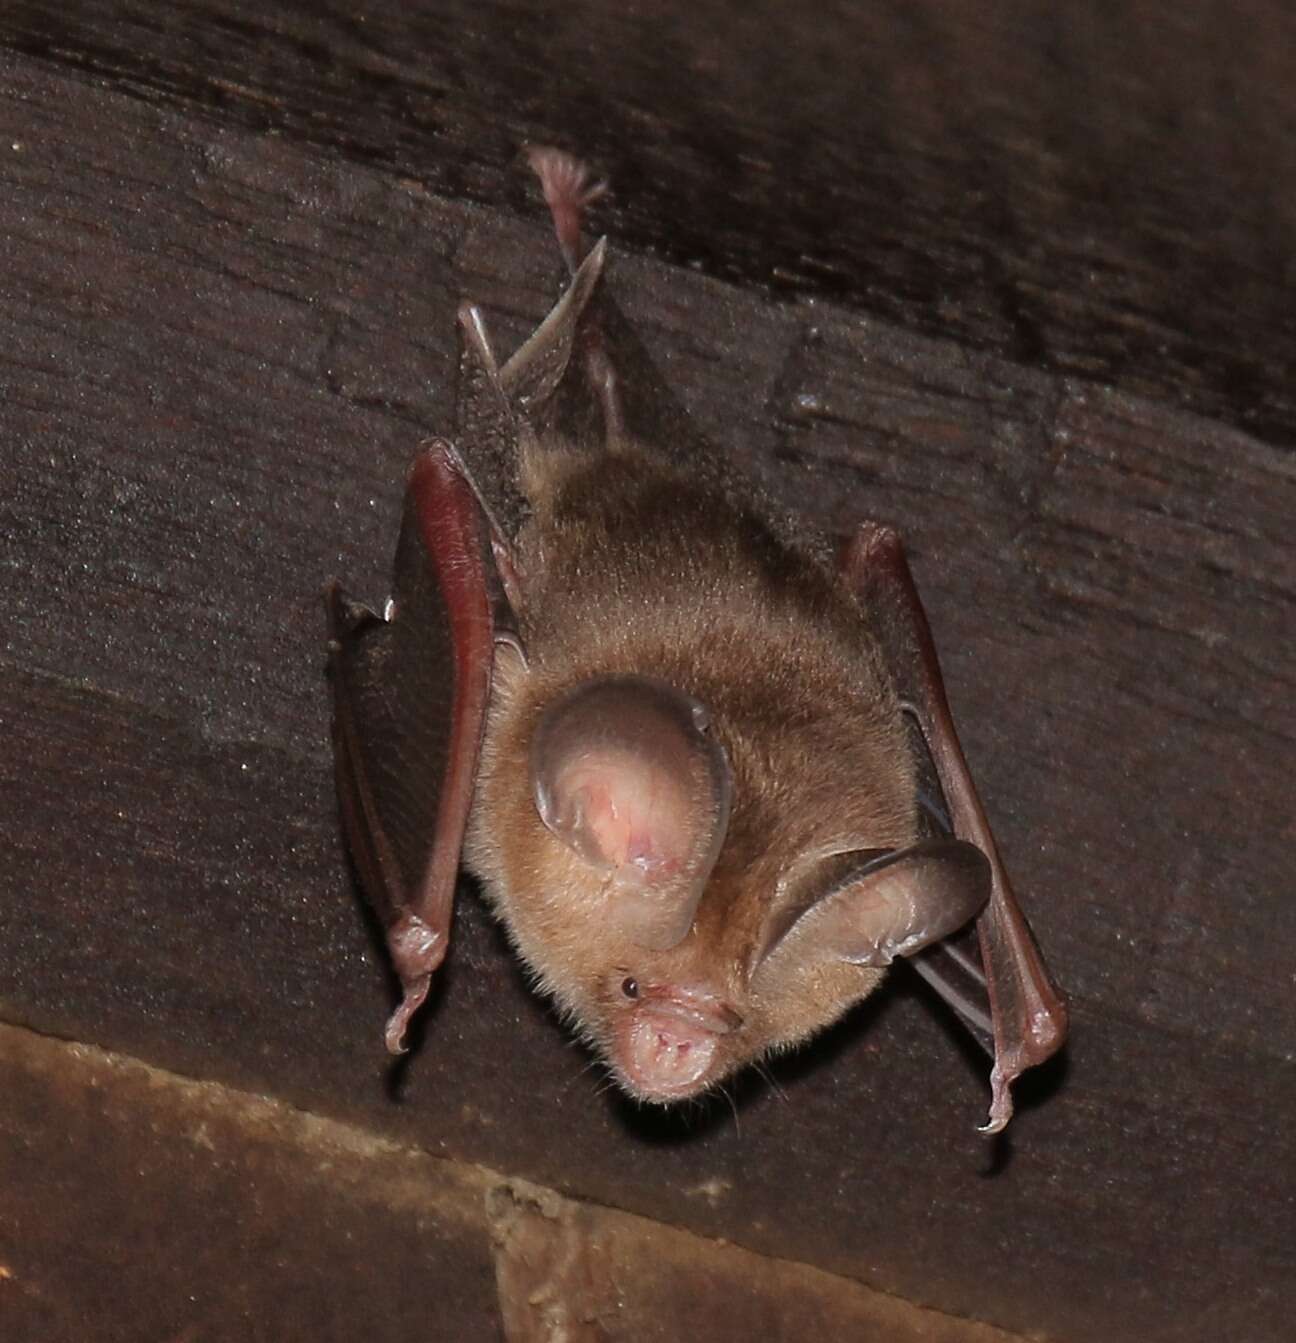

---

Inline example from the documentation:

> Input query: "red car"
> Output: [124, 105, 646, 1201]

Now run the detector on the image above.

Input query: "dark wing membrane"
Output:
[908, 925, 997, 1058]
[905, 729, 996, 1056]
[578, 282, 828, 566]
[329, 445, 499, 1052]
[841, 523, 1069, 1132]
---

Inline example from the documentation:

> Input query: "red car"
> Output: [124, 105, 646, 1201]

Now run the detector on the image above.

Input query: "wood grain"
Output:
[1, 1, 1294, 446]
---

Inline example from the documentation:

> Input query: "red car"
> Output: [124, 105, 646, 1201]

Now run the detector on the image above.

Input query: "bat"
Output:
[327, 147, 1068, 1133]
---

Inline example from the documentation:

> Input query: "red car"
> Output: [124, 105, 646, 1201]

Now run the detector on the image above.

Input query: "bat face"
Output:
[328, 147, 1066, 1130]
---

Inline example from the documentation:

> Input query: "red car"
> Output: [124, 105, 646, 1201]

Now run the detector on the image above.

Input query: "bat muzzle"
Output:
[616, 987, 743, 1099]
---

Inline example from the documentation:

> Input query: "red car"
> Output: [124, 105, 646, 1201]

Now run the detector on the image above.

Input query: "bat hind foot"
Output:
[525, 144, 607, 272]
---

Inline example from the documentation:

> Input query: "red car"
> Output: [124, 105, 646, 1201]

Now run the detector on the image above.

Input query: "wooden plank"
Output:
[766, 317, 1296, 1059]
[1, 51, 1293, 1343]
[1, 1, 1294, 447]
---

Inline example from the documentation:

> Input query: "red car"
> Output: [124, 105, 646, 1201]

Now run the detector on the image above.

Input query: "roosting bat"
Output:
[328, 148, 1067, 1133]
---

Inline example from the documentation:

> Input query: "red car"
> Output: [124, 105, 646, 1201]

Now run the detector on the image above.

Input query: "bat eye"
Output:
[621, 977, 640, 1000]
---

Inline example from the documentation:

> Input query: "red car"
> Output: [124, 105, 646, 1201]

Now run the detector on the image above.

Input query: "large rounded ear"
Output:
[531, 675, 732, 950]
[753, 838, 991, 980]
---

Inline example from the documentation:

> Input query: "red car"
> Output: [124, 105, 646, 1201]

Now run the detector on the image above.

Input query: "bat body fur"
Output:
[465, 445, 918, 1099]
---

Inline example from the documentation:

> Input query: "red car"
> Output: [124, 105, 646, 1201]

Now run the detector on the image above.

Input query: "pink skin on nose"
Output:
[621, 1011, 719, 1097]
[615, 991, 741, 1100]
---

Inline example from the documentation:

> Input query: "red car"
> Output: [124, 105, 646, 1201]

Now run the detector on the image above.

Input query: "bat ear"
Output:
[452, 242, 606, 544]
[531, 675, 733, 950]
[755, 839, 991, 977]
[499, 238, 606, 414]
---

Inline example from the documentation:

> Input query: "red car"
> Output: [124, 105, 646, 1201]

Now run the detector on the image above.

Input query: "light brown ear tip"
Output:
[629, 916, 691, 954]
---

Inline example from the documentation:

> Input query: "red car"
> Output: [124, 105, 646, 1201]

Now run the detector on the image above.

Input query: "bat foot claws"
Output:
[524, 144, 607, 273]
[524, 144, 608, 210]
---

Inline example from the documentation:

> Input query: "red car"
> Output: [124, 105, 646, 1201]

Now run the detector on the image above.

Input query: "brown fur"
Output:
[463, 440, 918, 1094]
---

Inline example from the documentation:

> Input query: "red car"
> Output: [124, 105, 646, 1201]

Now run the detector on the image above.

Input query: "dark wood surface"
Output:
[3, 1, 1295, 448]
[1, 7, 1293, 1341]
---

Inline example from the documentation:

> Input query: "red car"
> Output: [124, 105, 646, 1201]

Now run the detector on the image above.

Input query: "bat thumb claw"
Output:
[384, 976, 432, 1055]
[977, 1064, 1015, 1135]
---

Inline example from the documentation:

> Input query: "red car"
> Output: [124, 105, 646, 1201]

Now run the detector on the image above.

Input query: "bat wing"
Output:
[841, 523, 1069, 1132]
[328, 444, 502, 1053]
[328, 242, 610, 1053]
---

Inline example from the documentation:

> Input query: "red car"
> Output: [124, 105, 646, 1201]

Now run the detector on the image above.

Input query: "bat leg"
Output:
[525, 145, 625, 447]
[841, 523, 1068, 1132]
[579, 326, 625, 446]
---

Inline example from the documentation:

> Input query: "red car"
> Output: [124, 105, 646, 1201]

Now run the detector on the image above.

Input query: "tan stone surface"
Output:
[0, 1023, 1025, 1342]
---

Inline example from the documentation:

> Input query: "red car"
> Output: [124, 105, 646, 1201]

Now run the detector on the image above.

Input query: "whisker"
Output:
[753, 1059, 789, 1105]
[559, 1054, 603, 1096]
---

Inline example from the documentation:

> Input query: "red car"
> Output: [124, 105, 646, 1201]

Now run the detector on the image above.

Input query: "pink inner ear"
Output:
[560, 748, 690, 883]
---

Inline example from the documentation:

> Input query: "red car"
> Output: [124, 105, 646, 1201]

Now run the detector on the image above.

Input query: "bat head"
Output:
[567, 837, 988, 1103]
[469, 658, 990, 1105]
